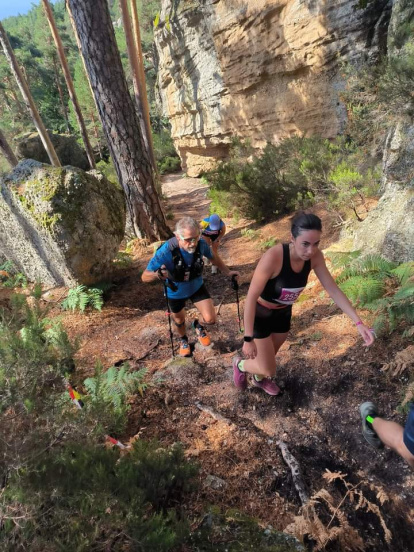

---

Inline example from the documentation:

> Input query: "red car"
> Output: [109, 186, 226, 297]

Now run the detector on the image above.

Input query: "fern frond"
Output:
[326, 250, 361, 270]
[339, 276, 385, 305]
[88, 289, 104, 311]
[392, 281, 414, 301]
[84, 362, 148, 409]
[391, 262, 414, 285]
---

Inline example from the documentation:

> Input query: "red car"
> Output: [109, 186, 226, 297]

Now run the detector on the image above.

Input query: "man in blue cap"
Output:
[200, 214, 226, 274]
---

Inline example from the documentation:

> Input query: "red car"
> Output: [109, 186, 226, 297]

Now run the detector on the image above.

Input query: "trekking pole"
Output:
[231, 275, 243, 333]
[158, 269, 177, 357]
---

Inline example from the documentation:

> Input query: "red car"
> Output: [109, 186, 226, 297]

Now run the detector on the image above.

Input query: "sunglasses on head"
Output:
[179, 234, 200, 243]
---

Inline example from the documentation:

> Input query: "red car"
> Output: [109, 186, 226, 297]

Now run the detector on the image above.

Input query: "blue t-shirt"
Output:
[146, 239, 213, 299]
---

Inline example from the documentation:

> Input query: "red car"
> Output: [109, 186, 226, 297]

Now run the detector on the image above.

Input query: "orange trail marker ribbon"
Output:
[105, 435, 129, 449]
[67, 384, 84, 409]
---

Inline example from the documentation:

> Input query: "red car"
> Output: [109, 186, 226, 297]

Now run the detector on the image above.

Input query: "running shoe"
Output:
[252, 377, 281, 396]
[211, 265, 218, 274]
[232, 355, 247, 390]
[194, 323, 211, 346]
[359, 402, 382, 448]
[179, 337, 191, 357]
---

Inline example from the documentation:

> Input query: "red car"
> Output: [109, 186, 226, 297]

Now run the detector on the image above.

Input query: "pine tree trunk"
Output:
[66, 0, 171, 240]
[42, 0, 96, 169]
[0, 127, 18, 167]
[0, 22, 61, 167]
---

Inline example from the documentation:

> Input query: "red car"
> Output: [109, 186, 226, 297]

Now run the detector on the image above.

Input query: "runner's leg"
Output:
[171, 309, 186, 337]
[194, 297, 216, 325]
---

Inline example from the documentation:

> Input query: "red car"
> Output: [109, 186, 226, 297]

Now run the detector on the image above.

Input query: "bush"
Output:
[204, 137, 380, 223]
[159, 155, 181, 174]
[204, 139, 307, 222]
[153, 127, 181, 174]
[2, 440, 196, 551]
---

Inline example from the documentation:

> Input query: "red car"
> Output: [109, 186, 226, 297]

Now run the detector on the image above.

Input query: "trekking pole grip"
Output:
[231, 274, 239, 291]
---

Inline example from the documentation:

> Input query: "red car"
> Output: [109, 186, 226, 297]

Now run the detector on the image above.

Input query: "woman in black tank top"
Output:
[232, 213, 375, 396]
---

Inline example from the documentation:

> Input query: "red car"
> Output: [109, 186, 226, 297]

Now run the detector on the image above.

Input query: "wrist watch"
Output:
[243, 336, 254, 342]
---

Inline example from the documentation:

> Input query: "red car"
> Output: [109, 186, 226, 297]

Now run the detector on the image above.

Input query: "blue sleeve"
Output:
[220, 220, 225, 230]
[146, 243, 171, 272]
[200, 239, 213, 259]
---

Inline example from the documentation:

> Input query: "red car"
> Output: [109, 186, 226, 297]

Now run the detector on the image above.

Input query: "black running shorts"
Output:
[253, 302, 292, 339]
[167, 283, 211, 313]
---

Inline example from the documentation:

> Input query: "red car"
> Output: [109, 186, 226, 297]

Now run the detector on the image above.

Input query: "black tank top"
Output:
[260, 244, 311, 306]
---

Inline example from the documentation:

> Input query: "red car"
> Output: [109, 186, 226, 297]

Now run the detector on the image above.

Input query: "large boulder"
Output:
[16, 132, 90, 170]
[345, 0, 414, 263]
[0, 160, 126, 286]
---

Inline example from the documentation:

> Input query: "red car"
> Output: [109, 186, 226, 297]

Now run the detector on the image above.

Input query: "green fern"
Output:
[335, 252, 413, 336]
[84, 362, 148, 409]
[391, 262, 414, 285]
[327, 250, 361, 270]
[338, 275, 385, 305]
[61, 285, 104, 313]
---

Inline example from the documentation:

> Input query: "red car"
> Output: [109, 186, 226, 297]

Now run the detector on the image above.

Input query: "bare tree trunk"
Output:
[119, 0, 149, 156]
[0, 127, 18, 167]
[66, 0, 170, 240]
[0, 22, 60, 167]
[42, 0, 96, 169]
[129, 0, 158, 176]
[52, 54, 71, 133]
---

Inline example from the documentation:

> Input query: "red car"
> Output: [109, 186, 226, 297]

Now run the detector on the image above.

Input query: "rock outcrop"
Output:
[16, 132, 90, 170]
[347, 0, 414, 263]
[155, 0, 391, 176]
[0, 160, 126, 286]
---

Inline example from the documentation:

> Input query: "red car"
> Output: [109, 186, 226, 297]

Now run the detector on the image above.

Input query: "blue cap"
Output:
[209, 214, 221, 231]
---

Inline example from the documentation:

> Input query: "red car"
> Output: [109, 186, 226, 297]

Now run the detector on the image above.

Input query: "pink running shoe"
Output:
[252, 376, 281, 396]
[232, 355, 247, 390]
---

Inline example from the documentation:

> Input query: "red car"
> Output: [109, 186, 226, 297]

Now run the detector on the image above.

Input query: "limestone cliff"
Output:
[155, 0, 391, 176]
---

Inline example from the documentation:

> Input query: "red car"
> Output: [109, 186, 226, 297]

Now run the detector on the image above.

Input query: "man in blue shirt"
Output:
[142, 216, 239, 356]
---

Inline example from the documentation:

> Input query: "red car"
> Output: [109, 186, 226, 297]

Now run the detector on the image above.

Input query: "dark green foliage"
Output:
[0, 260, 28, 288]
[159, 155, 181, 174]
[189, 508, 302, 551]
[2, 440, 195, 551]
[204, 139, 307, 222]
[204, 137, 379, 222]
[61, 284, 104, 312]
[82, 361, 148, 433]
[329, 252, 414, 336]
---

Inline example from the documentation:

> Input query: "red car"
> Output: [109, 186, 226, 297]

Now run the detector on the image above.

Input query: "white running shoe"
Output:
[211, 265, 218, 274]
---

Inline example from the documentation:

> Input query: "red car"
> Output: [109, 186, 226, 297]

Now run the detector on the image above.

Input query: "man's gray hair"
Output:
[175, 216, 199, 236]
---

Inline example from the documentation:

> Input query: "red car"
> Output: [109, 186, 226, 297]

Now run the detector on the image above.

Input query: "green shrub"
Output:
[0, 260, 28, 288]
[204, 139, 307, 222]
[153, 127, 181, 174]
[113, 250, 133, 268]
[159, 155, 181, 174]
[2, 440, 196, 551]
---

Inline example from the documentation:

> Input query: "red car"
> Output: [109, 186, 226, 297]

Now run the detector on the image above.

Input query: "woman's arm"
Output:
[242, 246, 283, 359]
[312, 251, 374, 346]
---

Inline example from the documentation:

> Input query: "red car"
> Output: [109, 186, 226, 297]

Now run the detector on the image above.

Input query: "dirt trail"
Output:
[63, 173, 413, 551]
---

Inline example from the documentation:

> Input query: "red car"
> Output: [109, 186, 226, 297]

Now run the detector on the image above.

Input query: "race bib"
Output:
[275, 287, 305, 305]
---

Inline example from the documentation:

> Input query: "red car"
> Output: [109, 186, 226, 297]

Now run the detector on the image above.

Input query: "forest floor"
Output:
[41, 174, 414, 550]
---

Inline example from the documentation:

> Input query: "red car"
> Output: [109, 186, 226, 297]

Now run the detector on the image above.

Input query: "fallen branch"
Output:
[195, 401, 235, 427]
[277, 440, 309, 505]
